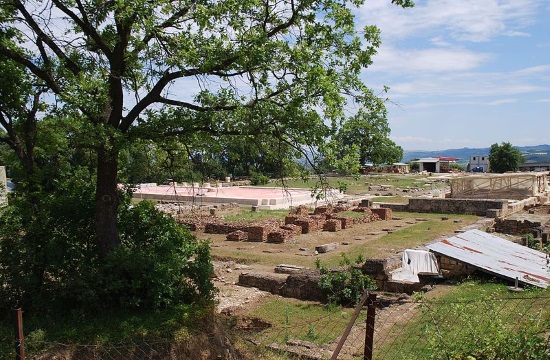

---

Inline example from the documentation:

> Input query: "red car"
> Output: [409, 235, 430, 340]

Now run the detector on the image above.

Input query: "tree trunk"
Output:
[95, 147, 121, 260]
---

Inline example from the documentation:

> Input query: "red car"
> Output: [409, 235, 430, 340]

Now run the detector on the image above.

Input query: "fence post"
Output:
[364, 293, 377, 360]
[14, 308, 25, 360]
[330, 290, 370, 360]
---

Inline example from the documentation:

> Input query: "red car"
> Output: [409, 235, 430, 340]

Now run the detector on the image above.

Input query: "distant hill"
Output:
[402, 144, 550, 164]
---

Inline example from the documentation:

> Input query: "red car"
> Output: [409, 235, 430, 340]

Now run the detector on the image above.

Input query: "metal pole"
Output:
[364, 293, 377, 360]
[14, 308, 25, 360]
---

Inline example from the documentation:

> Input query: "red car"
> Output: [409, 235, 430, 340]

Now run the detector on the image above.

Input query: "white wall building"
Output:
[468, 155, 489, 172]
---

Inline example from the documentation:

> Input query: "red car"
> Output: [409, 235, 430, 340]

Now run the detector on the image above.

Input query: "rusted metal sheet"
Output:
[427, 229, 550, 288]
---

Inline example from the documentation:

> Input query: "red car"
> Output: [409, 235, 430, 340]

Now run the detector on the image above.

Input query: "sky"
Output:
[355, 0, 550, 151]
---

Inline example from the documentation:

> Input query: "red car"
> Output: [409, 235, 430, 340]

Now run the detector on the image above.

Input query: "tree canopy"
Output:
[488, 142, 524, 173]
[0, 0, 414, 314]
[1, 0, 412, 258]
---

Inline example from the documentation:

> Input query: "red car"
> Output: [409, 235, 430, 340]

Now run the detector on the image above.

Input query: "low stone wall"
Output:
[238, 270, 326, 302]
[494, 218, 543, 235]
[436, 254, 476, 278]
[376, 203, 408, 212]
[361, 257, 401, 290]
[407, 198, 508, 217]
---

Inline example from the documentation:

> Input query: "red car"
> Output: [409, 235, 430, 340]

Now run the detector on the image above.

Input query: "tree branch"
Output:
[14, 0, 81, 76]
[0, 46, 61, 94]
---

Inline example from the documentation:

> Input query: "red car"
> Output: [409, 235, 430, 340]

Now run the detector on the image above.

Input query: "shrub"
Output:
[0, 184, 215, 313]
[317, 254, 376, 306]
[250, 171, 270, 185]
[421, 294, 550, 359]
[103, 200, 216, 309]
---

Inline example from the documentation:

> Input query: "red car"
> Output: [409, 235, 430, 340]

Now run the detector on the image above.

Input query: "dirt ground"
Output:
[161, 203, 487, 315]
[159, 198, 545, 358]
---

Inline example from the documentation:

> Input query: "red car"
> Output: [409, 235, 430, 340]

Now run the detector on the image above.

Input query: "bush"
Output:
[250, 171, 270, 185]
[103, 200, 216, 309]
[316, 254, 376, 306]
[0, 184, 215, 314]
[0, 176, 97, 312]
[421, 293, 550, 359]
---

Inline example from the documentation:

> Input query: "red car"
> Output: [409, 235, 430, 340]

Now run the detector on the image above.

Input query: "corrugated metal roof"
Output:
[427, 229, 550, 288]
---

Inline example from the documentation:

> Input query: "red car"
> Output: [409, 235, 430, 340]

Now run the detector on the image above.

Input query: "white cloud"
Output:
[357, 0, 540, 43]
[367, 46, 492, 74]
[374, 65, 550, 99]
[483, 99, 517, 105]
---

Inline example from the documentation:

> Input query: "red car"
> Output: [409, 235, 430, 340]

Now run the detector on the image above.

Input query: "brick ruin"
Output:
[176, 203, 391, 244]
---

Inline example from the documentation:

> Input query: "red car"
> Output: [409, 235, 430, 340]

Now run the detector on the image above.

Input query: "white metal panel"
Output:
[427, 229, 550, 288]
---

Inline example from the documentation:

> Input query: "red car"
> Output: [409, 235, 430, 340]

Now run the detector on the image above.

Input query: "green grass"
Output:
[223, 208, 289, 222]
[267, 174, 435, 194]
[245, 297, 363, 346]
[319, 213, 479, 267]
[375, 279, 550, 360]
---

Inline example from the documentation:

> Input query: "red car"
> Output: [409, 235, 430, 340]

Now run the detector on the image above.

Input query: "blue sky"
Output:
[356, 0, 550, 151]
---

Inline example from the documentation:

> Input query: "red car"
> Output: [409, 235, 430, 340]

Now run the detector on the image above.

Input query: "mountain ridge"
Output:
[402, 144, 550, 164]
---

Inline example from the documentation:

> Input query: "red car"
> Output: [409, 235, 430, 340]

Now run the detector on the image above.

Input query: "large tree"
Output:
[333, 106, 403, 167]
[1, 0, 413, 258]
[488, 142, 524, 173]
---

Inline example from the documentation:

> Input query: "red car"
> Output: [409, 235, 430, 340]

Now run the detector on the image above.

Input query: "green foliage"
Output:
[421, 294, 550, 359]
[0, 174, 97, 312]
[103, 200, 216, 309]
[337, 180, 348, 193]
[250, 171, 270, 185]
[450, 162, 464, 171]
[317, 254, 376, 305]
[524, 233, 550, 254]
[489, 142, 524, 173]
[0, 192, 215, 313]
[333, 107, 403, 166]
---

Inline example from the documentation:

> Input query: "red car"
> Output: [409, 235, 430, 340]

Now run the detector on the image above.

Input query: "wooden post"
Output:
[364, 293, 377, 360]
[330, 291, 370, 360]
[14, 308, 25, 360]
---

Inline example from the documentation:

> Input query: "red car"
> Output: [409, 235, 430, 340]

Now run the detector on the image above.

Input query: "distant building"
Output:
[519, 162, 550, 172]
[411, 157, 458, 173]
[468, 155, 489, 172]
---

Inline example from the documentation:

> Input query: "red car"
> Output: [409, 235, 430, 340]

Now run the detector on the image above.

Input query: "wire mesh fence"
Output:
[4, 292, 550, 359]
[240, 291, 550, 360]
[372, 293, 550, 360]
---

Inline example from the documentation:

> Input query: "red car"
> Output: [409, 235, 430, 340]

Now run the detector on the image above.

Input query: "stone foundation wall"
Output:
[436, 255, 475, 278]
[361, 257, 401, 290]
[408, 198, 507, 217]
[494, 218, 543, 235]
[238, 270, 326, 302]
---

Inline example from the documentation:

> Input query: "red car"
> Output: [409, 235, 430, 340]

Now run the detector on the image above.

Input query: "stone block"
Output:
[360, 199, 373, 207]
[280, 224, 302, 235]
[371, 207, 393, 220]
[238, 273, 286, 294]
[323, 219, 341, 232]
[314, 205, 333, 215]
[315, 243, 338, 253]
[294, 218, 318, 234]
[226, 230, 248, 241]
[267, 229, 293, 243]
[247, 225, 269, 242]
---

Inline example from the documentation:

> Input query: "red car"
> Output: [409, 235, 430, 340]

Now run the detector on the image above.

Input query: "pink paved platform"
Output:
[132, 184, 330, 209]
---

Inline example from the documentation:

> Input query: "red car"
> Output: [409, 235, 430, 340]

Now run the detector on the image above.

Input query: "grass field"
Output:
[268, 174, 446, 195]
[374, 280, 550, 359]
